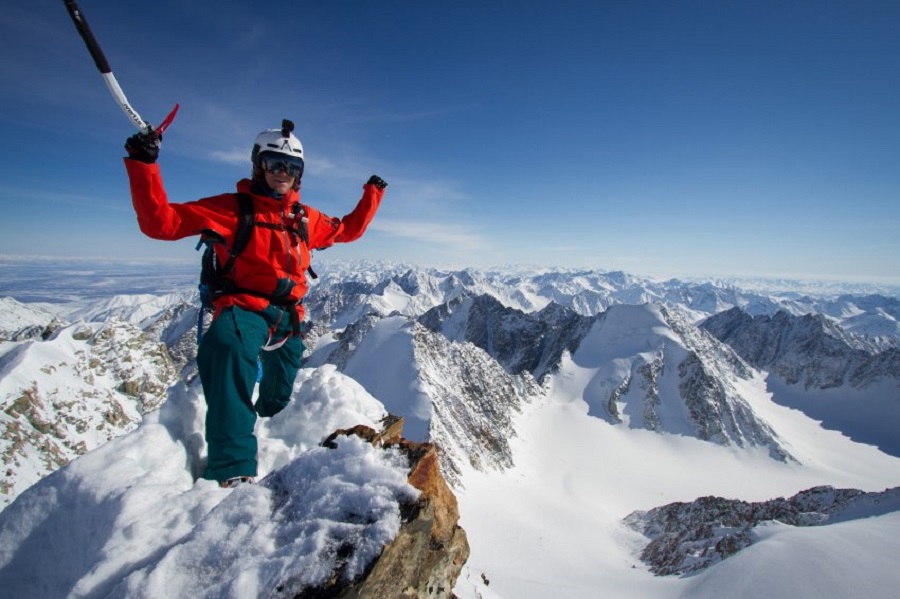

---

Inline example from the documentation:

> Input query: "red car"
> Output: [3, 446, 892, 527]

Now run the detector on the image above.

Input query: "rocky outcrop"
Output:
[315, 417, 469, 598]
[1, 320, 178, 510]
[625, 485, 900, 576]
[143, 300, 202, 376]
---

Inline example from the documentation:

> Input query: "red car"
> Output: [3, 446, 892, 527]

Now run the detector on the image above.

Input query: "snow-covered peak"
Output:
[548, 303, 790, 459]
[0, 298, 59, 340]
[68, 290, 198, 328]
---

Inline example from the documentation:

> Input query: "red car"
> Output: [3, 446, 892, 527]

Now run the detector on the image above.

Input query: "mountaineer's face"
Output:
[259, 152, 303, 195]
[264, 169, 295, 195]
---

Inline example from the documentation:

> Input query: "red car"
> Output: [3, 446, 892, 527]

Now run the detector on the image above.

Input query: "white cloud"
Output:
[208, 148, 250, 166]
[306, 156, 341, 177]
[0, 186, 131, 213]
[370, 219, 489, 250]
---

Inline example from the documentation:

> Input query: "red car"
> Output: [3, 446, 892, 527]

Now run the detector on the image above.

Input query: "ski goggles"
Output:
[259, 152, 304, 179]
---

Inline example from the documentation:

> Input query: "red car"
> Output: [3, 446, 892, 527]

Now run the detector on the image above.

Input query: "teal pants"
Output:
[197, 305, 303, 482]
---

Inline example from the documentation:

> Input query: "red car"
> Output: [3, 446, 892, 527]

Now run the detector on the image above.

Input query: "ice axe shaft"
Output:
[62, 0, 178, 134]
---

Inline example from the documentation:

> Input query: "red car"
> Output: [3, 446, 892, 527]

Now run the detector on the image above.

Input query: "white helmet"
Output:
[252, 120, 303, 159]
[251, 119, 304, 186]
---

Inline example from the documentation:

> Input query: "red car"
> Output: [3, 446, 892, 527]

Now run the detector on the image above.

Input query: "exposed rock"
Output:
[316, 417, 469, 598]
[1, 320, 179, 510]
[143, 300, 202, 375]
[625, 485, 900, 576]
[418, 293, 594, 381]
[412, 323, 542, 486]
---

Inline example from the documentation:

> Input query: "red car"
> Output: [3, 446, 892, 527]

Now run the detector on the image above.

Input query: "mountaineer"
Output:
[123, 119, 386, 487]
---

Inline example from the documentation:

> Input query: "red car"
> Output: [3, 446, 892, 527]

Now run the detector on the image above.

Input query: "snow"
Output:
[341, 316, 433, 441]
[8, 350, 890, 598]
[0, 317, 183, 507]
[68, 291, 196, 326]
[106, 436, 417, 599]
[451, 351, 900, 599]
[2, 262, 900, 598]
[0, 366, 418, 598]
[767, 376, 900, 457]
[679, 514, 900, 599]
[447, 298, 900, 597]
[0, 297, 56, 334]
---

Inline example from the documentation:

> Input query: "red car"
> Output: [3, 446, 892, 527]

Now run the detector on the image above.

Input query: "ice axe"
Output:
[62, 0, 179, 134]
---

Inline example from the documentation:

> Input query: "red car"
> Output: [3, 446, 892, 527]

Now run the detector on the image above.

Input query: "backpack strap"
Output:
[218, 193, 255, 278]
[196, 193, 256, 343]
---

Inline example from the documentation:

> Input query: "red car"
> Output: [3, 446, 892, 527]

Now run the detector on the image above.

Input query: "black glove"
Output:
[367, 175, 388, 190]
[125, 128, 161, 164]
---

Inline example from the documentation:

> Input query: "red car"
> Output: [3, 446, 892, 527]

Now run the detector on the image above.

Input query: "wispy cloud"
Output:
[0, 187, 130, 212]
[209, 148, 250, 166]
[370, 218, 489, 249]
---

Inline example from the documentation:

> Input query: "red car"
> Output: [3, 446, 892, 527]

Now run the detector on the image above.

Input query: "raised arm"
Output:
[307, 175, 387, 249]
[124, 159, 234, 241]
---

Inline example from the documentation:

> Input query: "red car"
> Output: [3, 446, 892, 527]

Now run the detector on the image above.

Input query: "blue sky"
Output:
[1, 1, 899, 283]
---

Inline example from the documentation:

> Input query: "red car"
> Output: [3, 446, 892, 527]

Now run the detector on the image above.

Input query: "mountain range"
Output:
[1, 259, 899, 597]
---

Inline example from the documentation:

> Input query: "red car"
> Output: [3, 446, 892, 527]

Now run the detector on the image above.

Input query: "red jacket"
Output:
[124, 159, 384, 321]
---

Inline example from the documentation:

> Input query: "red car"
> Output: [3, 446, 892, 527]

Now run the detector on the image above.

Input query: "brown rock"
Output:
[317, 416, 470, 599]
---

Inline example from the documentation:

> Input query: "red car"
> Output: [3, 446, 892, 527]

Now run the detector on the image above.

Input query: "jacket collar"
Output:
[236, 178, 299, 207]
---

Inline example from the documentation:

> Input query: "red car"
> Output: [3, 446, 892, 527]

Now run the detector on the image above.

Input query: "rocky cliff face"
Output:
[418, 294, 595, 381]
[412, 323, 543, 485]
[416, 294, 791, 458]
[666, 307, 792, 459]
[144, 301, 203, 376]
[701, 307, 900, 390]
[625, 485, 900, 576]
